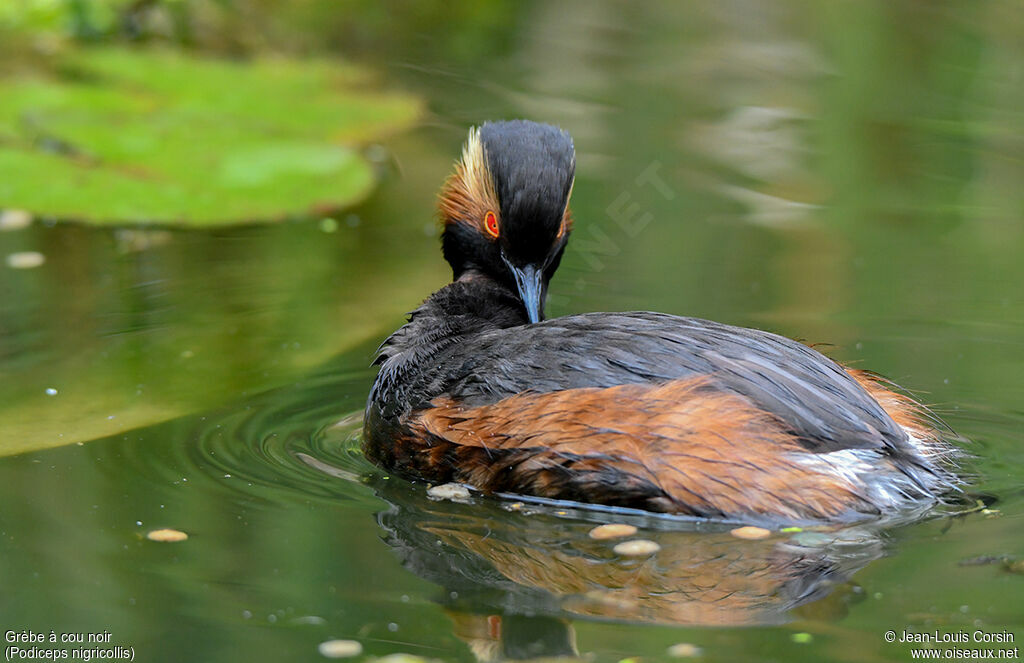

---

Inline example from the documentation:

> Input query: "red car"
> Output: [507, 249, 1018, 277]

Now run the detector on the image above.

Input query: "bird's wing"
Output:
[431, 311, 908, 454]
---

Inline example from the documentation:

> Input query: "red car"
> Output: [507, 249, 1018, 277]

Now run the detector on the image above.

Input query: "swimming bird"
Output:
[363, 120, 959, 524]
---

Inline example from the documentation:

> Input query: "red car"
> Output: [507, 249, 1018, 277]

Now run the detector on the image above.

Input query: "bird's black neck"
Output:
[381, 273, 528, 356]
[370, 273, 527, 410]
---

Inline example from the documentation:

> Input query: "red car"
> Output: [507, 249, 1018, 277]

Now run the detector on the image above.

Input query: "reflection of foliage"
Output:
[1, 0, 181, 44]
[0, 169, 444, 455]
[0, 47, 420, 225]
[0, 0, 521, 62]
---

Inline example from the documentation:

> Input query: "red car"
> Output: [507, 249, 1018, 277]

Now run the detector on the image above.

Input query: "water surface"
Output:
[1, 2, 1022, 662]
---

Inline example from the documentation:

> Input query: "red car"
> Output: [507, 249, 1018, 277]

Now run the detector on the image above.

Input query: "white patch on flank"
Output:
[903, 428, 930, 455]
[792, 447, 924, 510]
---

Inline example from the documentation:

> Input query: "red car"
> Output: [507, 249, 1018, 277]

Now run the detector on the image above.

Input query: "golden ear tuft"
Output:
[558, 207, 573, 239]
[438, 126, 500, 236]
[557, 177, 575, 239]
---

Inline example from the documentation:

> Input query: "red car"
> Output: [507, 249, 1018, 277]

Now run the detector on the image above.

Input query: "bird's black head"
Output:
[439, 120, 575, 323]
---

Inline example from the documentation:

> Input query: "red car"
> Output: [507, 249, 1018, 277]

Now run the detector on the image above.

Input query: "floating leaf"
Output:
[0, 48, 420, 225]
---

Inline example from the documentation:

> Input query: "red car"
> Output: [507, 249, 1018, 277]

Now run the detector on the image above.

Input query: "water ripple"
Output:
[103, 366, 381, 507]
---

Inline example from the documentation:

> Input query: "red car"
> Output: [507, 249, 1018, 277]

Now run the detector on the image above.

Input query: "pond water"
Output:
[1, 3, 1022, 662]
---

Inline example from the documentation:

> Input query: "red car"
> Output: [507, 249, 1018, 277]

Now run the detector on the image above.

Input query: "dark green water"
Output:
[2, 3, 1022, 662]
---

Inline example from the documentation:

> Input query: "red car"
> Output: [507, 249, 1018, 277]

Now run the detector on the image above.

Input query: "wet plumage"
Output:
[363, 120, 959, 524]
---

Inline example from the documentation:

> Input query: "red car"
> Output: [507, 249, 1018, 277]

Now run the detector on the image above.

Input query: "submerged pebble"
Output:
[146, 528, 188, 542]
[291, 615, 326, 626]
[374, 655, 428, 663]
[589, 523, 638, 540]
[0, 209, 32, 230]
[666, 643, 703, 658]
[426, 483, 470, 501]
[6, 251, 45, 269]
[730, 526, 771, 540]
[318, 640, 362, 658]
[612, 539, 660, 556]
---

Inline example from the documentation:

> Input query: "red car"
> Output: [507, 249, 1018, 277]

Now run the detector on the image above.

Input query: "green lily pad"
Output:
[0, 48, 420, 225]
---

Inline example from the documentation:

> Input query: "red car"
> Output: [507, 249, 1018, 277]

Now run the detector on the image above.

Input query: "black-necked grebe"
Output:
[363, 120, 959, 524]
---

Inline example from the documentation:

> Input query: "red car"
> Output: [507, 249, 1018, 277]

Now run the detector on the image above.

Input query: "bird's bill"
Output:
[510, 263, 545, 324]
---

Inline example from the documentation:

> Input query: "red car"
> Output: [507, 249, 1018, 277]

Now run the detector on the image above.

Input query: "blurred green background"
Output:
[0, 1, 1021, 662]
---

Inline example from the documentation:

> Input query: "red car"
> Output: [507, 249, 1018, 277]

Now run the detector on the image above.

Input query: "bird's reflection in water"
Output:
[370, 480, 885, 660]
[446, 611, 580, 663]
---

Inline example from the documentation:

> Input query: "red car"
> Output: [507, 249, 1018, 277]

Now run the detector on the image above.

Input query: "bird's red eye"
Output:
[484, 211, 499, 238]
